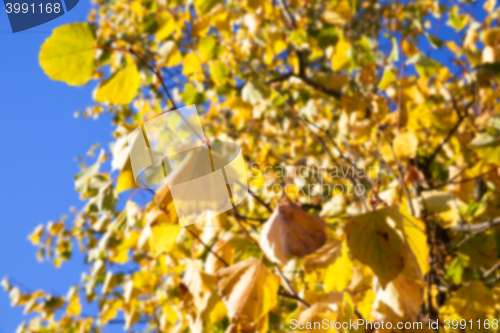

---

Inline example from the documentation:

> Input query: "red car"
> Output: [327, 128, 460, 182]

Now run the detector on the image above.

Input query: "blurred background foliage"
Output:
[4, 0, 500, 332]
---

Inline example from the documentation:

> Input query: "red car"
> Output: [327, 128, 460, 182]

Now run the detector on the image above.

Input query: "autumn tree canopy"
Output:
[4, 0, 500, 332]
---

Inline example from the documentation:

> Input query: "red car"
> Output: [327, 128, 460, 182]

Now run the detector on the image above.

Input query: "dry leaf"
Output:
[205, 240, 234, 275]
[216, 258, 279, 324]
[260, 197, 327, 264]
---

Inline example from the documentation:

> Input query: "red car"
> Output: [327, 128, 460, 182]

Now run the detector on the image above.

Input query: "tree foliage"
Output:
[5, 0, 500, 332]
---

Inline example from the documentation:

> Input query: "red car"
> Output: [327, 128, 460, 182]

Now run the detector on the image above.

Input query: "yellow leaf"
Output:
[359, 63, 377, 85]
[344, 206, 406, 288]
[331, 31, 350, 71]
[205, 240, 234, 275]
[133, 270, 159, 292]
[28, 225, 44, 245]
[183, 260, 222, 323]
[356, 289, 375, 321]
[447, 166, 476, 202]
[66, 294, 81, 316]
[304, 238, 341, 272]
[156, 11, 179, 42]
[125, 308, 140, 330]
[402, 39, 419, 57]
[484, 0, 497, 12]
[322, 0, 352, 26]
[481, 28, 500, 47]
[182, 53, 203, 76]
[212, 10, 232, 37]
[393, 131, 419, 159]
[297, 303, 337, 332]
[325, 241, 353, 292]
[123, 280, 137, 304]
[158, 41, 183, 67]
[398, 204, 430, 280]
[199, 36, 217, 61]
[268, 31, 287, 56]
[195, 0, 222, 15]
[109, 245, 129, 264]
[150, 221, 182, 256]
[102, 272, 117, 295]
[375, 274, 424, 319]
[216, 258, 280, 323]
[192, 15, 211, 37]
[39, 23, 96, 86]
[109, 230, 139, 264]
[47, 222, 64, 235]
[447, 281, 495, 320]
[130, 0, 143, 16]
[416, 191, 463, 215]
[115, 160, 136, 194]
[260, 197, 326, 264]
[378, 68, 397, 90]
[209, 61, 228, 85]
[95, 55, 140, 105]
[101, 299, 123, 325]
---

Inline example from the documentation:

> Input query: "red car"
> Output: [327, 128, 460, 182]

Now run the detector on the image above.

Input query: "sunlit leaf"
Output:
[39, 23, 96, 86]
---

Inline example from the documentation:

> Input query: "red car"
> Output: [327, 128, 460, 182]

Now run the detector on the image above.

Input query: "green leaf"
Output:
[378, 68, 397, 90]
[425, 33, 444, 49]
[199, 36, 218, 61]
[74, 149, 103, 194]
[476, 62, 500, 75]
[95, 55, 140, 105]
[182, 83, 204, 105]
[317, 27, 339, 49]
[471, 132, 500, 147]
[344, 206, 406, 288]
[210, 62, 228, 85]
[195, 0, 222, 15]
[388, 36, 399, 62]
[415, 56, 441, 79]
[115, 160, 137, 194]
[39, 23, 96, 86]
[242, 80, 269, 105]
[445, 254, 468, 284]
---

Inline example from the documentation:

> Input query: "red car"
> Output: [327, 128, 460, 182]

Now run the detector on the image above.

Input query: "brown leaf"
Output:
[216, 258, 279, 324]
[205, 240, 234, 275]
[260, 197, 327, 264]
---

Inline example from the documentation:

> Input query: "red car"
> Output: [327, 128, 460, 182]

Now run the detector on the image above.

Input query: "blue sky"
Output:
[0, 2, 115, 332]
[0, 1, 491, 332]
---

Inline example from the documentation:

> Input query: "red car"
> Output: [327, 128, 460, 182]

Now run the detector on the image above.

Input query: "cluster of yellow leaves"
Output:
[9, 0, 500, 332]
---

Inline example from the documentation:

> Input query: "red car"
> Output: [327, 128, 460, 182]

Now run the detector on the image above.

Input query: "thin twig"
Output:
[289, 104, 370, 211]
[424, 97, 470, 169]
[356, 88, 415, 215]
[424, 168, 497, 191]
[246, 187, 273, 213]
[275, 264, 310, 308]
[127, 48, 177, 110]
[185, 227, 230, 267]
[482, 260, 500, 281]
[449, 216, 500, 233]
[229, 211, 262, 250]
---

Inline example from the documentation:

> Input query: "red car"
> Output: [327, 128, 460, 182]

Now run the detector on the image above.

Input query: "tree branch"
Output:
[357, 88, 416, 216]
[185, 226, 230, 267]
[274, 263, 310, 308]
[424, 97, 469, 168]
[281, 94, 371, 211]
[292, 74, 342, 99]
[277, 0, 297, 29]
[424, 168, 497, 191]
[449, 216, 500, 233]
